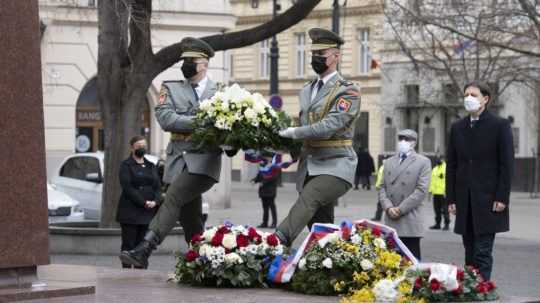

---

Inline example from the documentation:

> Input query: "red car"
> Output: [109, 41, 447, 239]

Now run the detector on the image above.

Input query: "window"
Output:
[60, 156, 101, 181]
[443, 83, 460, 103]
[405, 84, 420, 104]
[384, 127, 397, 152]
[259, 40, 270, 78]
[295, 33, 306, 77]
[358, 29, 370, 74]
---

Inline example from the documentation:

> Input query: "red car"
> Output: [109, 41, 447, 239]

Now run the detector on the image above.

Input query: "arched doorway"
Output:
[75, 77, 151, 152]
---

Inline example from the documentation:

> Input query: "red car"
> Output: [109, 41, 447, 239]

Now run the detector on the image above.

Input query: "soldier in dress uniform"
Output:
[276, 28, 361, 246]
[120, 37, 226, 268]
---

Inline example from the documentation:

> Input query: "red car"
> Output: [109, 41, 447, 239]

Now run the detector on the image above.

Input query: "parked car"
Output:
[50, 152, 209, 223]
[47, 183, 84, 220]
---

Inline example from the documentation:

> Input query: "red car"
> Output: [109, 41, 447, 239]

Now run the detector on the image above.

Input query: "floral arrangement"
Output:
[404, 264, 499, 302]
[289, 222, 413, 296]
[174, 223, 285, 287]
[191, 83, 300, 153]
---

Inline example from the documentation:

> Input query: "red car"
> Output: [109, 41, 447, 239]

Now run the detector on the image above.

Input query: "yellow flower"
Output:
[334, 280, 346, 292]
[341, 288, 375, 303]
[352, 271, 370, 284]
[398, 281, 413, 295]
[376, 250, 402, 269]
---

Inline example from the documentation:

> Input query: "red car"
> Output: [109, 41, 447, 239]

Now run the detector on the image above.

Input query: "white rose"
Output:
[203, 227, 217, 242]
[373, 238, 387, 249]
[221, 101, 230, 112]
[373, 279, 398, 302]
[253, 100, 266, 114]
[199, 244, 210, 257]
[328, 232, 340, 243]
[272, 245, 284, 256]
[360, 259, 374, 271]
[246, 244, 258, 255]
[224, 252, 243, 265]
[244, 108, 257, 120]
[322, 257, 333, 269]
[231, 225, 247, 235]
[298, 258, 307, 270]
[222, 233, 237, 250]
[351, 234, 362, 245]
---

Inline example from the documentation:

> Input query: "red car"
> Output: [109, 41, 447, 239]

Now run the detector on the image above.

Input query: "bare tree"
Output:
[384, 0, 538, 101]
[97, 0, 321, 227]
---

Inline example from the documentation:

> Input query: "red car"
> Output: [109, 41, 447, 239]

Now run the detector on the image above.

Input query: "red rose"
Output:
[457, 269, 465, 281]
[191, 234, 203, 244]
[372, 227, 382, 237]
[487, 281, 496, 291]
[414, 277, 423, 289]
[452, 284, 463, 296]
[430, 279, 441, 291]
[217, 225, 230, 234]
[236, 234, 249, 248]
[476, 282, 491, 294]
[211, 232, 224, 247]
[266, 234, 280, 247]
[387, 237, 396, 249]
[248, 227, 262, 243]
[185, 250, 199, 262]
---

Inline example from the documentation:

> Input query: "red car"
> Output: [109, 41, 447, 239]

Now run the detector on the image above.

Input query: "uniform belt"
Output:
[170, 132, 192, 141]
[305, 139, 353, 148]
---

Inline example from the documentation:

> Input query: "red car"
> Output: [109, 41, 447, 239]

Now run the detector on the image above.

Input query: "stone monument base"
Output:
[0, 265, 94, 302]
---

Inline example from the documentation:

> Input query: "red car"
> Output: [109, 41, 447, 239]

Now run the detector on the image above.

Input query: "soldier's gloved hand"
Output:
[279, 127, 298, 139]
[219, 144, 235, 151]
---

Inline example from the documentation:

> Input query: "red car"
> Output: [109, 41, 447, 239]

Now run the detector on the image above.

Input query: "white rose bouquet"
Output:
[191, 83, 300, 153]
[174, 222, 285, 287]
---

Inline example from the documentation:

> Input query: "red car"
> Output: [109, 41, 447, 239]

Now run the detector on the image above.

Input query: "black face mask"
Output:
[311, 55, 329, 75]
[181, 61, 198, 79]
[134, 148, 146, 158]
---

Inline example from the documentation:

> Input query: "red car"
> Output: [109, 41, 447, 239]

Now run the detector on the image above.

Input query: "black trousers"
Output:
[120, 224, 149, 268]
[463, 201, 495, 280]
[400, 237, 421, 261]
[361, 175, 371, 189]
[373, 201, 383, 220]
[260, 196, 277, 225]
[433, 194, 450, 226]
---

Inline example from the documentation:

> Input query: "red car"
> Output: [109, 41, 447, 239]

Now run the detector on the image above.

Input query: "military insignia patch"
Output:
[336, 98, 352, 112]
[159, 86, 167, 104]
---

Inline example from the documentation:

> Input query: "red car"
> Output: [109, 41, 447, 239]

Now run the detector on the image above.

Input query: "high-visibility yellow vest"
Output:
[375, 165, 384, 189]
[429, 161, 446, 195]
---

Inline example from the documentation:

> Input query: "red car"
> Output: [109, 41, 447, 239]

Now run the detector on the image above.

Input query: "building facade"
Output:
[39, 0, 236, 206]
[228, 0, 385, 181]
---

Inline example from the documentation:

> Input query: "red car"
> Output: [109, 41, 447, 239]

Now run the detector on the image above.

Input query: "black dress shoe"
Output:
[119, 231, 160, 269]
[443, 225, 450, 231]
[429, 225, 441, 230]
[257, 223, 268, 228]
[270, 223, 277, 228]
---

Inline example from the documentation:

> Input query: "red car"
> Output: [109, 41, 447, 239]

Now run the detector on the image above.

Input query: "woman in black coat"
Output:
[116, 136, 161, 269]
[252, 154, 280, 228]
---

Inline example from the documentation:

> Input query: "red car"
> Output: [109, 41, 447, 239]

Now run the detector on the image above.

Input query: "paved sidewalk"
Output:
[51, 182, 540, 299]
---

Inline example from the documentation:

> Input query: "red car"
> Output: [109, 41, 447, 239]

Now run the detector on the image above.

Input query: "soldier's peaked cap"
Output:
[180, 37, 215, 59]
[309, 28, 345, 51]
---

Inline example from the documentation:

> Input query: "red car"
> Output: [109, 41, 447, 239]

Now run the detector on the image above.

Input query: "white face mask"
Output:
[464, 96, 481, 113]
[398, 140, 413, 154]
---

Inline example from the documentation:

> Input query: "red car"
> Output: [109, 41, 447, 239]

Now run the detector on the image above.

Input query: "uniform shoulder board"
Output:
[338, 79, 353, 87]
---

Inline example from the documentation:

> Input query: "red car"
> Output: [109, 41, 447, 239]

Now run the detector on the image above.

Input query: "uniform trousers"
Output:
[149, 167, 215, 244]
[276, 174, 350, 246]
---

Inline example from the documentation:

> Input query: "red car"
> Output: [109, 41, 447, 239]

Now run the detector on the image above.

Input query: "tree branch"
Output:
[151, 0, 322, 78]
[127, 0, 152, 70]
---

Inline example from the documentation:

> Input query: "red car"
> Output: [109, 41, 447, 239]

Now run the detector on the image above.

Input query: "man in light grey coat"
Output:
[277, 28, 360, 246]
[378, 129, 431, 260]
[120, 37, 225, 269]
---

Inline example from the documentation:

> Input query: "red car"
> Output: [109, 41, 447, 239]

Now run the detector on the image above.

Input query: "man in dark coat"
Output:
[446, 81, 514, 281]
[354, 147, 375, 190]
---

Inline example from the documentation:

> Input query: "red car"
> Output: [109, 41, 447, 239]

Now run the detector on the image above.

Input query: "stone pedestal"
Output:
[0, 0, 49, 286]
[203, 155, 232, 209]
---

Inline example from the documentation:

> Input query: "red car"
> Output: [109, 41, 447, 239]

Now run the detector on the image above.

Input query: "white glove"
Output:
[219, 145, 235, 151]
[279, 127, 297, 139]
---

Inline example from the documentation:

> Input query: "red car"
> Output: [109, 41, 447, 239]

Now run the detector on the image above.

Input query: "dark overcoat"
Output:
[446, 110, 514, 235]
[116, 157, 162, 225]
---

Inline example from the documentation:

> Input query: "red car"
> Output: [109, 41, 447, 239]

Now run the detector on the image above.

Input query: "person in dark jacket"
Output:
[116, 136, 161, 269]
[252, 154, 279, 228]
[354, 147, 375, 190]
[446, 81, 514, 281]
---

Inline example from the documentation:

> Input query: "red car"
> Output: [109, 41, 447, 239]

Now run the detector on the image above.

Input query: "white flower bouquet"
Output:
[174, 223, 285, 287]
[191, 83, 300, 153]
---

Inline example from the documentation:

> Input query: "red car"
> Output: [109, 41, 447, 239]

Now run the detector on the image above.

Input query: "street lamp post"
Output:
[332, 0, 340, 34]
[269, 0, 280, 95]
